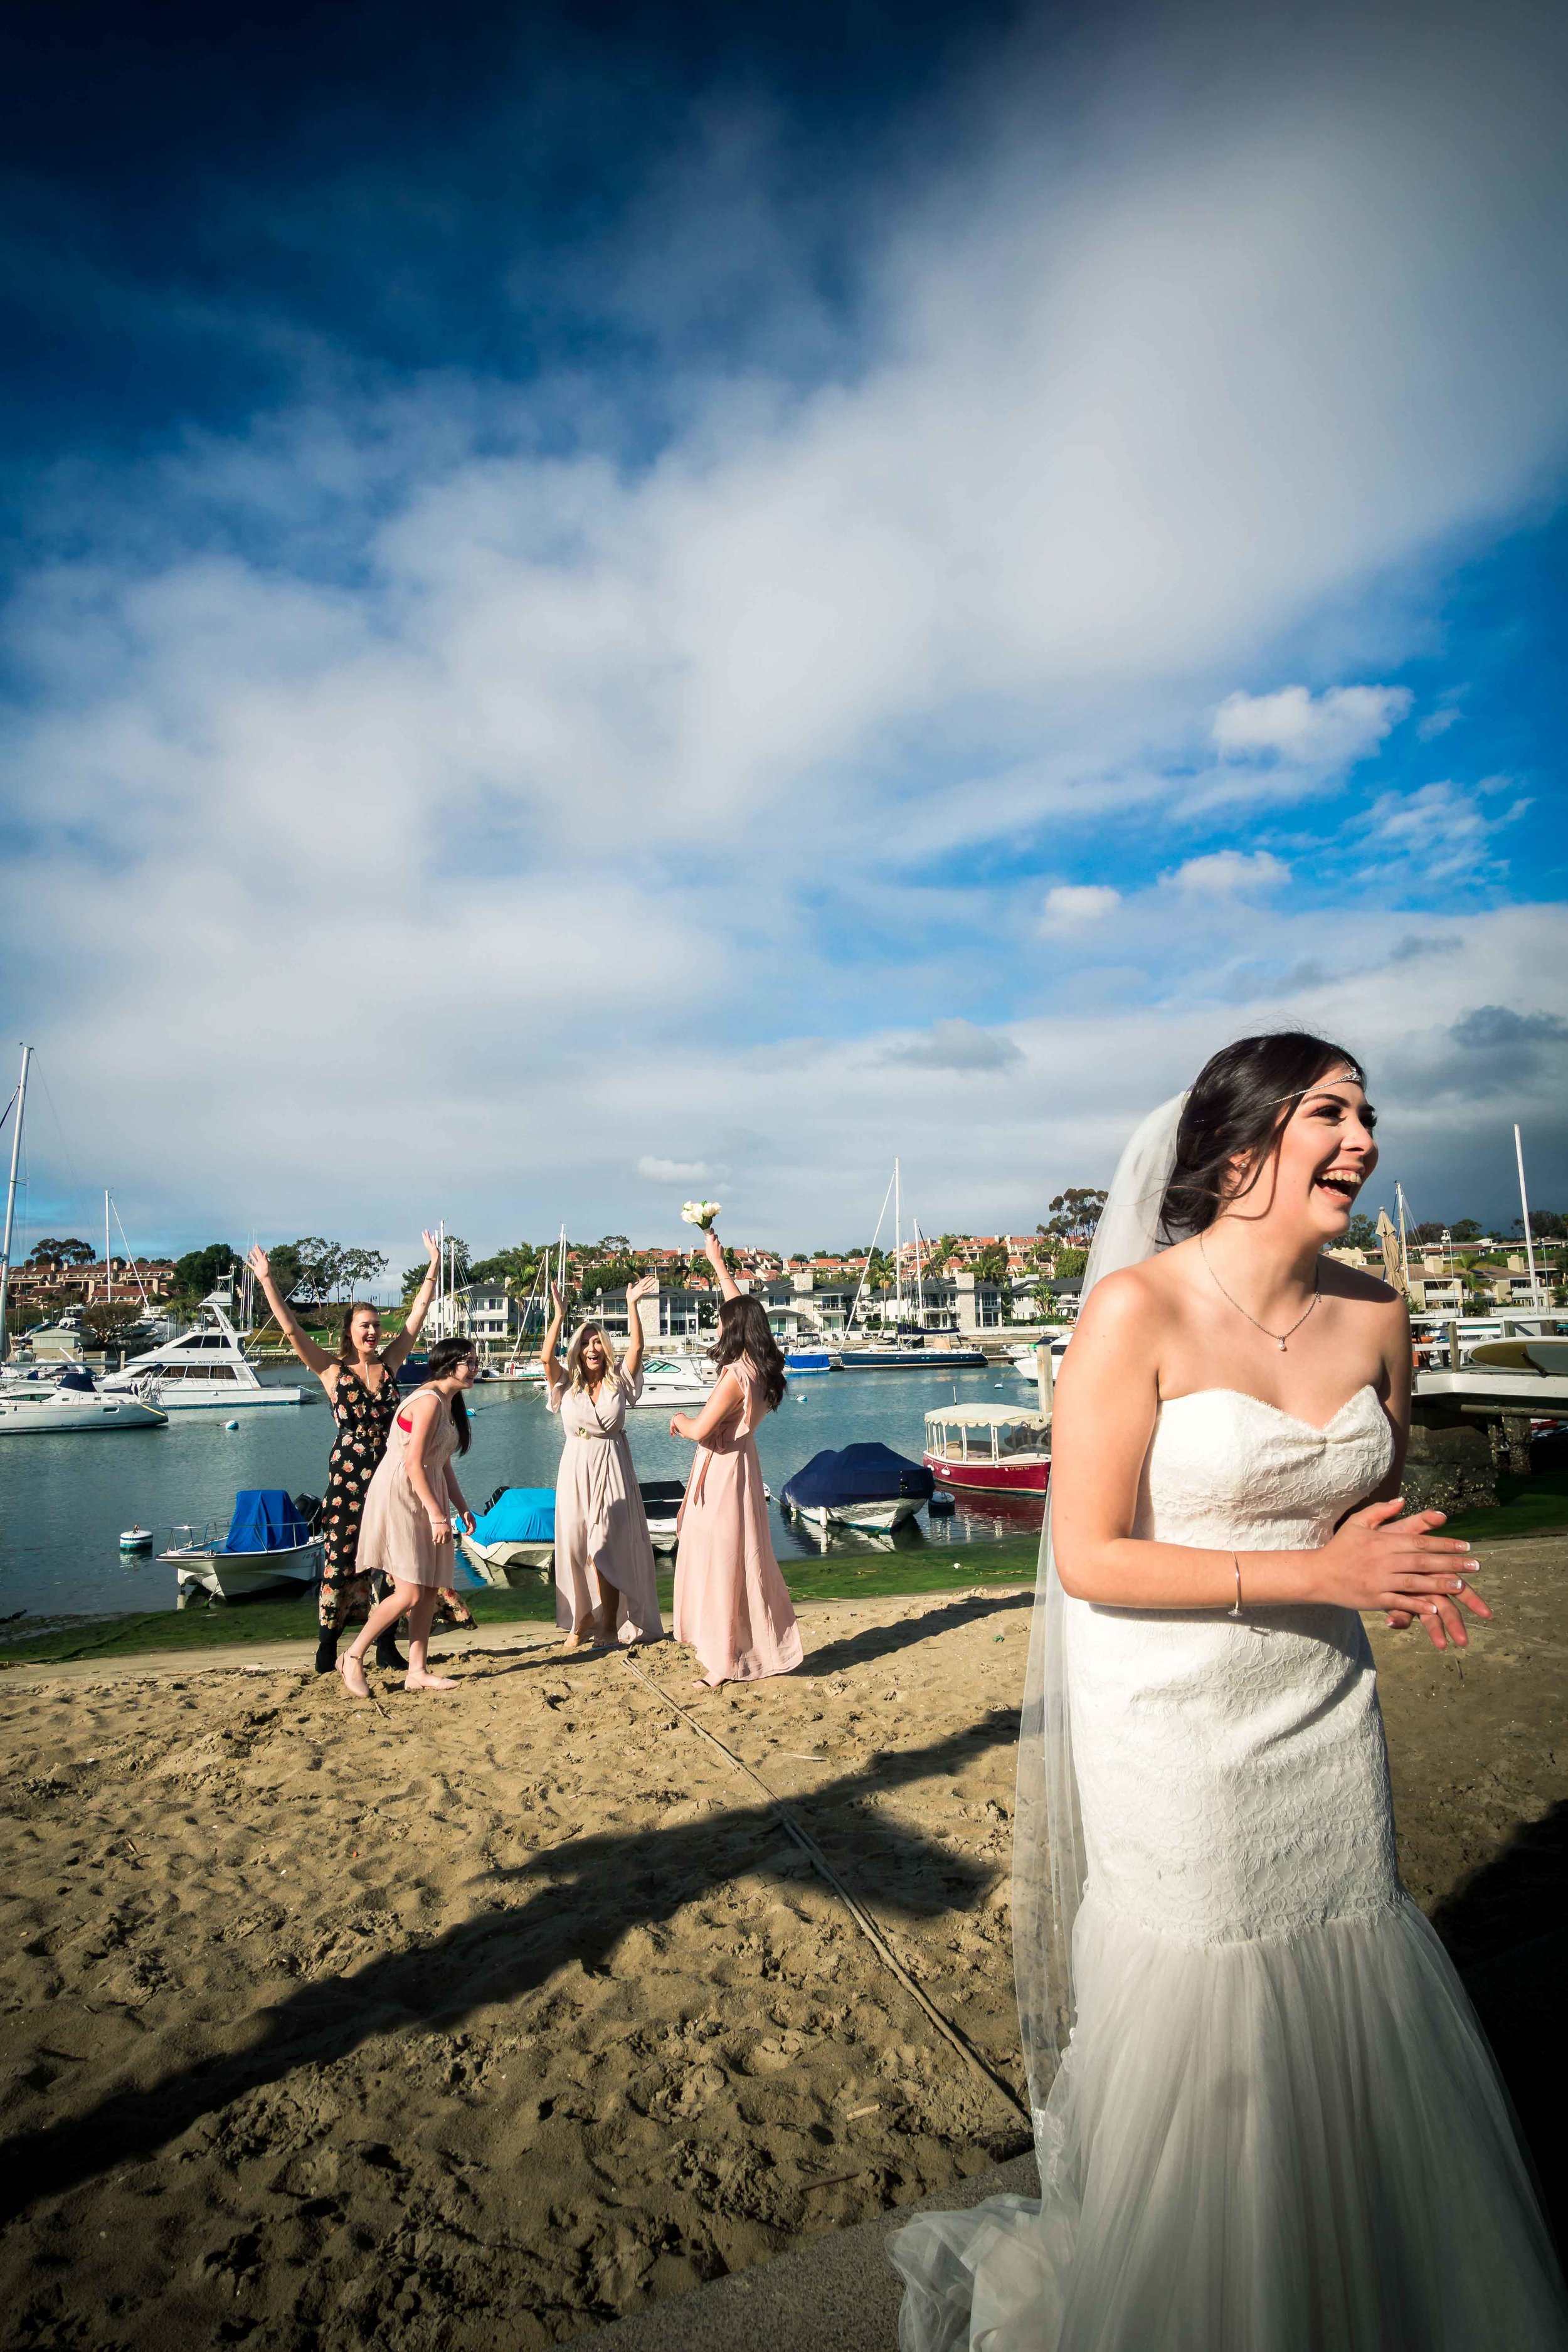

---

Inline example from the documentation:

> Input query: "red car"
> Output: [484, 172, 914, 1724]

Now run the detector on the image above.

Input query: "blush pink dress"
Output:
[356, 1391, 460, 1589]
[674, 1357, 802, 1684]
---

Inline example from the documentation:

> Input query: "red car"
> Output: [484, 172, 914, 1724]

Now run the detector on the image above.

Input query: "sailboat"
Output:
[837, 1161, 985, 1370]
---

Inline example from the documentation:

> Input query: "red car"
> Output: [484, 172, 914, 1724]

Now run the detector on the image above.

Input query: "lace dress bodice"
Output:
[1066, 1382, 1397, 1944]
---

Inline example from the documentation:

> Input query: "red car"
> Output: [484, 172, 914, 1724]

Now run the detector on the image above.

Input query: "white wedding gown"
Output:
[893, 1385, 1568, 2350]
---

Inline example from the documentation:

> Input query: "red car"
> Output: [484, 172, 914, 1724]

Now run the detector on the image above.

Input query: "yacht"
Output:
[0, 1365, 167, 1435]
[626, 1356, 717, 1409]
[98, 1293, 305, 1410]
[839, 1333, 987, 1370]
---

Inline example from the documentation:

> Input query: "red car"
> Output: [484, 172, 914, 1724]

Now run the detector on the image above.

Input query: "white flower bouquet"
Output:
[681, 1199, 723, 1230]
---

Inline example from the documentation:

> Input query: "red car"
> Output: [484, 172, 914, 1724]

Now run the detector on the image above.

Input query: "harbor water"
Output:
[0, 1364, 1047, 1622]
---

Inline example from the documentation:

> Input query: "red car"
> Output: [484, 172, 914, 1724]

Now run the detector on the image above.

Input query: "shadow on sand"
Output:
[1434, 1799, 1568, 2250]
[0, 1708, 1022, 2223]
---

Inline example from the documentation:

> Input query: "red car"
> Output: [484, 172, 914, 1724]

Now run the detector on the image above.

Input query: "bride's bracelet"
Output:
[1229, 1552, 1242, 1618]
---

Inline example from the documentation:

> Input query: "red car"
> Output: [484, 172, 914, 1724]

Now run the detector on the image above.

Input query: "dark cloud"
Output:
[1385, 1004, 1568, 1108]
[1449, 1005, 1568, 1051]
[1386, 933, 1462, 965]
[881, 1019, 1024, 1073]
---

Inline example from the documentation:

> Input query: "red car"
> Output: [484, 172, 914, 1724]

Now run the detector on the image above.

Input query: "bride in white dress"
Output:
[893, 1033, 1567, 2349]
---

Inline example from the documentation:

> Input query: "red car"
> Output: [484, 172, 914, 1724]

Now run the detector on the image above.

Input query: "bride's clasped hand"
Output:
[1315, 1493, 1485, 1644]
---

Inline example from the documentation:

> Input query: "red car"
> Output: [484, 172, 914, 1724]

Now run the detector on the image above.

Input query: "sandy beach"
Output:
[1, 1540, 1564, 2349]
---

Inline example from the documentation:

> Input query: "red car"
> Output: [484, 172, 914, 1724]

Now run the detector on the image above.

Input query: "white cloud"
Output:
[1364, 780, 1527, 882]
[637, 1156, 723, 1184]
[1165, 850, 1293, 894]
[1212, 684, 1411, 765]
[2, 0, 1566, 1245]
[1041, 884, 1122, 926]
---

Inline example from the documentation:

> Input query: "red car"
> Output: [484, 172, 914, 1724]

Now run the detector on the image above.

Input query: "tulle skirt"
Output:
[891, 1890, 1568, 2351]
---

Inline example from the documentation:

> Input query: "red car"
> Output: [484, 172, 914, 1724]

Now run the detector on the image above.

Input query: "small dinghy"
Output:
[458, 1487, 556, 1586]
[160, 1489, 322, 1603]
[781, 1441, 935, 1534]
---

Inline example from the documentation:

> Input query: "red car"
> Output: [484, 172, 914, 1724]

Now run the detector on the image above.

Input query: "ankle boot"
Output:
[314, 1628, 339, 1676]
[375, 1631, 409, 1673]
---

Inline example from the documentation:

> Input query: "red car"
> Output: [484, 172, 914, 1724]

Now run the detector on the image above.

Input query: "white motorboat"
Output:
[1414, 1343, 1568, 1415]
[0, 1366, 167, 1435]
[457, 1486, 556, 1586]
[100, 1294, 305, 1410]
[160, 1490, 322, 1602]
[626, 1356, 717, 1409]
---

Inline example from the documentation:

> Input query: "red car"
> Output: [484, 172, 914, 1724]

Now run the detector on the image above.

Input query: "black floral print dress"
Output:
[318, 1365, 475, 1636]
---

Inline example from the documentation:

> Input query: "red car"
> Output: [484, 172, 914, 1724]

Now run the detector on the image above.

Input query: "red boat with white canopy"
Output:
[923, 1402, 1051, 1495]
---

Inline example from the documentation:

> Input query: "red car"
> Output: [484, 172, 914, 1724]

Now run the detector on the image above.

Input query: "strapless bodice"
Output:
[1138, 1382, 1394, 1550]
[1064, 1381, 1398, 1943]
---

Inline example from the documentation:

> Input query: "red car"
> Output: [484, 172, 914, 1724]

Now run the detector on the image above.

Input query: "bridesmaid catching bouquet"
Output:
[669, 1226, 802, 1688]
[541, 1273, 664, 1650]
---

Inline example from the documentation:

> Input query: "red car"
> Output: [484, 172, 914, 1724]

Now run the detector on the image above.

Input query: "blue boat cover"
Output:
[471, 1487, 556, 1544]
[225, 1490, 312, 1553]
[781, 1442, 935, 1512]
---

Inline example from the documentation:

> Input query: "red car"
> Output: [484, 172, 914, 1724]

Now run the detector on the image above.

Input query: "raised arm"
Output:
[1049, 1271, 1483, 1651]
[622, 1272, 658, 1381]
[383, 1231, 441, 1372]
[245, 1246, 337, 1381]
[540, 1280, 567, 1399]
[702, 1224, 741, 1302]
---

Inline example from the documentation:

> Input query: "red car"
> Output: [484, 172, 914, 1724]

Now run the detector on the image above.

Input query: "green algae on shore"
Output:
[0, 1543, 1044, 1667]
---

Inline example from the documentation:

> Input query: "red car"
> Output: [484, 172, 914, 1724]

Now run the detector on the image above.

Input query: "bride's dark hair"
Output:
[1160, 1031, 1366, 1241]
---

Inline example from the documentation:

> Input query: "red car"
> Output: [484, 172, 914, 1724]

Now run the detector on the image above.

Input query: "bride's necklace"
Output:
[1199, 1234, 1320, 1351]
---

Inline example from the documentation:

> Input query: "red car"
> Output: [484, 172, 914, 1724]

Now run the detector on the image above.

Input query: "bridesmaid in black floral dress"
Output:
[320, 1364, 401, 1631]
[246, 1236, 475, 1674]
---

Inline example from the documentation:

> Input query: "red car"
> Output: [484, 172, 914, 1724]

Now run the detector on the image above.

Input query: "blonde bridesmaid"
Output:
[542, 1273, 664, 1650]
[670, 1226, 802, 1688]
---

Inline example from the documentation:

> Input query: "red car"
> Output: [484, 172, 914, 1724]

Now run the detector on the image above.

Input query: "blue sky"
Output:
[2, 0, 1565, 1269]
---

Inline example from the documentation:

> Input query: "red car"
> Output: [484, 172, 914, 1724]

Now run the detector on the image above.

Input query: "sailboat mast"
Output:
[1515, 1125, 1542, 1306]
[1396, 1183, 1410, 1291]
[0, 1044, 33, 1364]
[105, 1188, 112, 1305]
[894, 1157, 903, 1323]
